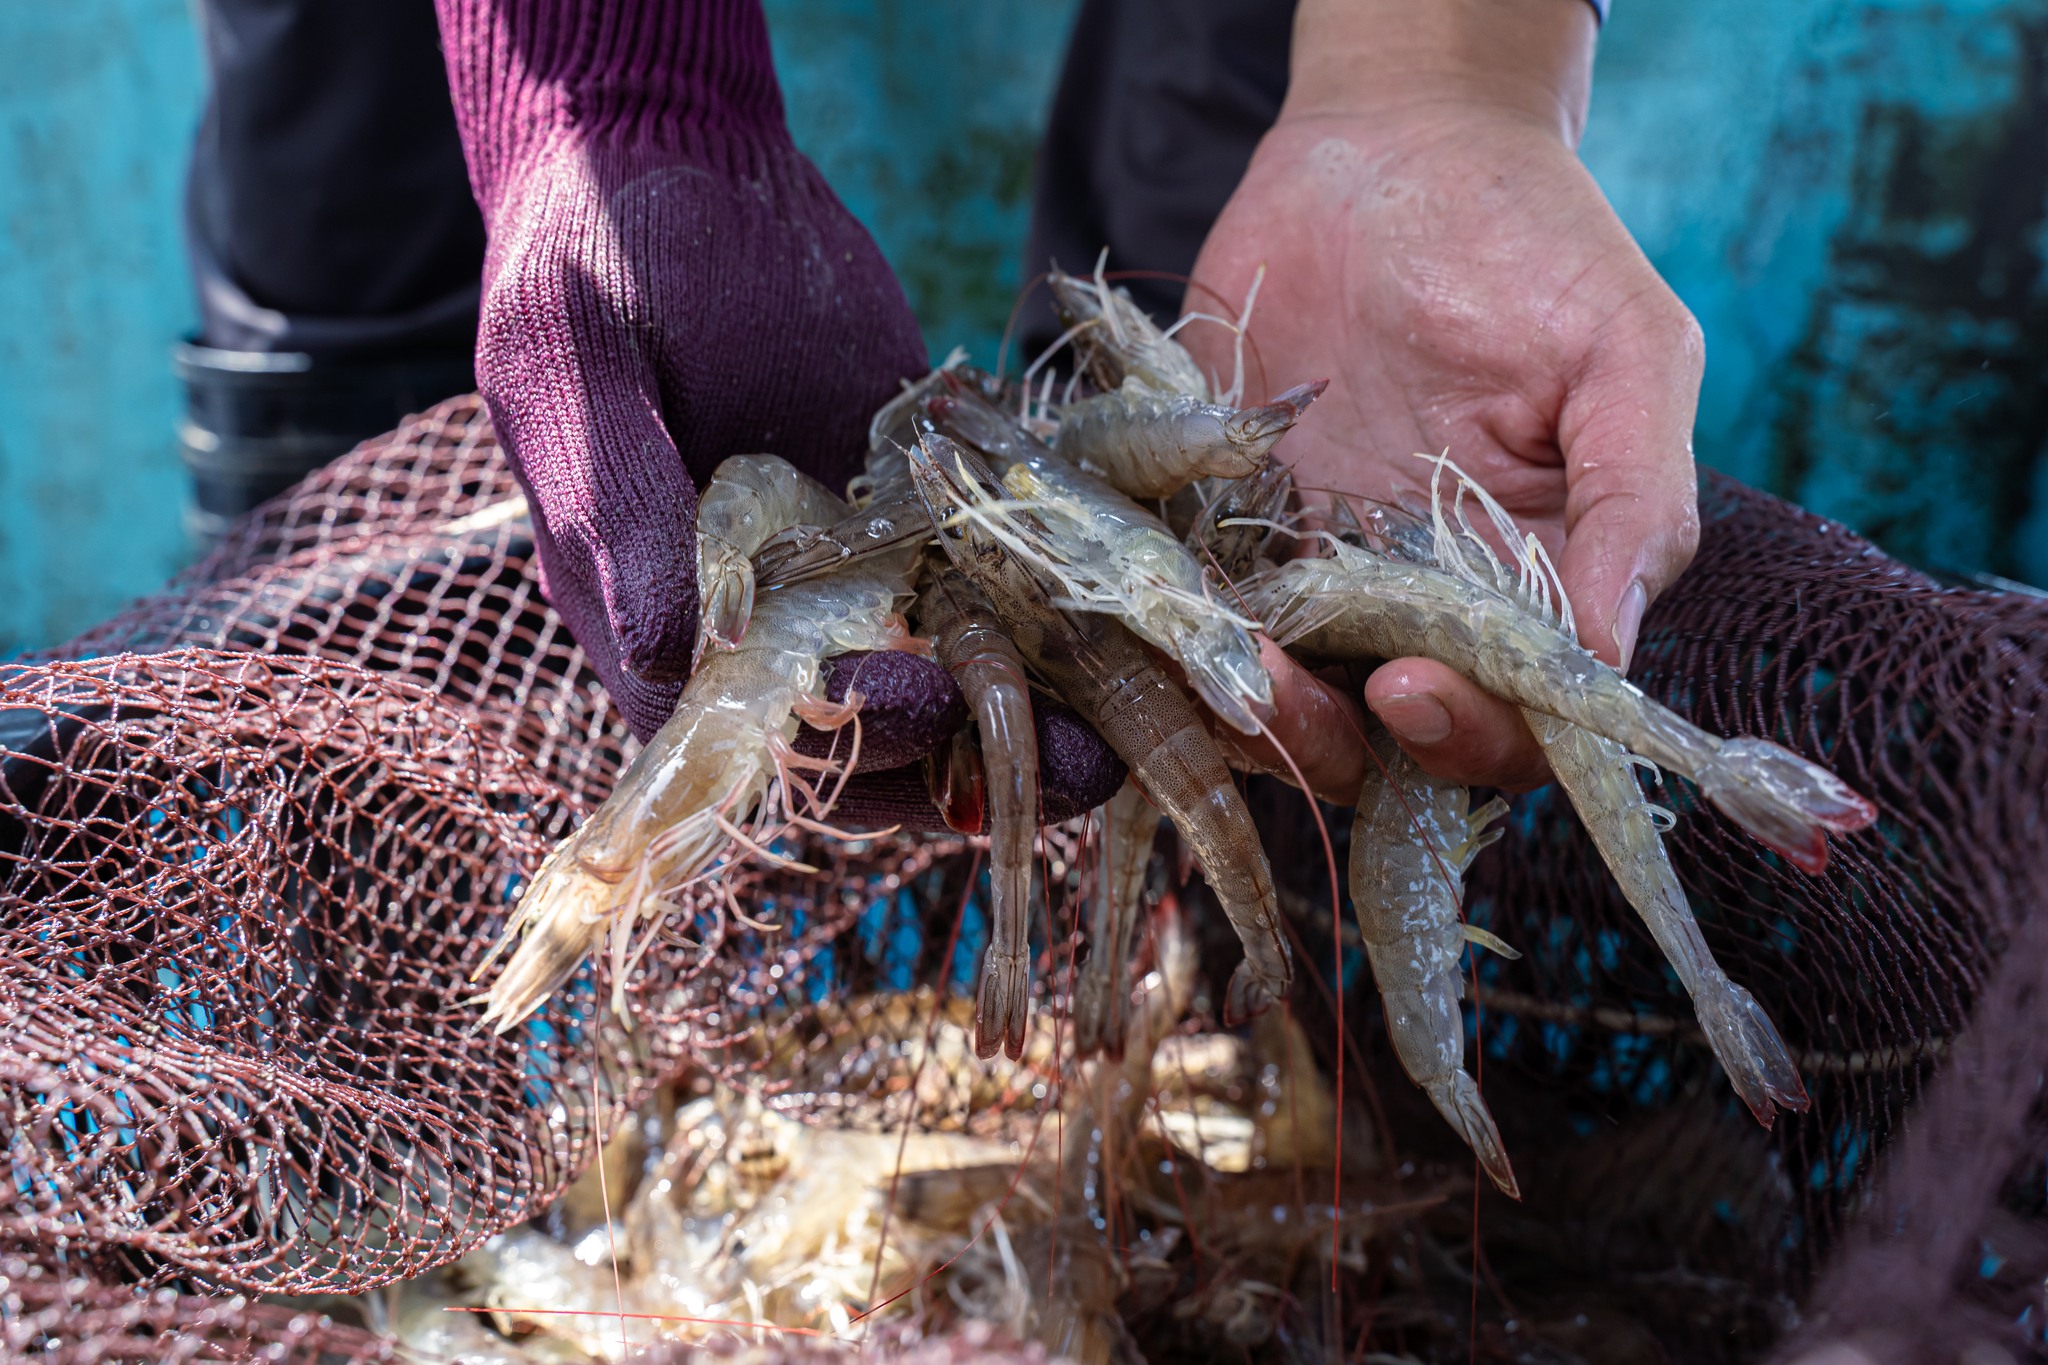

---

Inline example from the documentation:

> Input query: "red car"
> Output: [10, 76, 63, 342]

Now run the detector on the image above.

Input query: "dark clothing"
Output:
[187, 0, 485, 356]
[182, 0, 1301, 363]
[1021, 0, 1297, 360]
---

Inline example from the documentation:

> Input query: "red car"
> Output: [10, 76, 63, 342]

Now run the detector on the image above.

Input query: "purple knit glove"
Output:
[433, 0, 1121, 830]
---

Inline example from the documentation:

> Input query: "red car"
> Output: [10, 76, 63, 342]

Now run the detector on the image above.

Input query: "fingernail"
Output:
[1614, 579, 1648, 673]
[1373, 692, 1453, 746]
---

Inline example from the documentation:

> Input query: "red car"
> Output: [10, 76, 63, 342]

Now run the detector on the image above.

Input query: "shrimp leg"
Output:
[908, 434, 1292, 1021]
[917, 568, 1042, 1060]
[1350, 725, 1518, 1197]
[1073, 780, 1161, 1059]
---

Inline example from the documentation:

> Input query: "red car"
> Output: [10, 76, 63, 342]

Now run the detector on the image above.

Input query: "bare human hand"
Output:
[1183, 0, 1704, 796]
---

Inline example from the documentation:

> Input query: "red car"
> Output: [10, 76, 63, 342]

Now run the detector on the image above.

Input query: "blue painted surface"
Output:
[0, 1, 204, 657]
[0, 1, 2041, 656]
[1585, 0, 2048, 583]
[766, 0, 1083, 367]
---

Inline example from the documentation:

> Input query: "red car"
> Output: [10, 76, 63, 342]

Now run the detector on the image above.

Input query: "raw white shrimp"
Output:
[928, 387, 1273, 735]
[477, 551, 922, 1032]
[1409, 456, 1814, 1122]
[1349, 726, 1518, 1195]
[1247, 509, 1876, 872]
[1046, 257, 1214, 399]
[1054, 379, 1325, 502]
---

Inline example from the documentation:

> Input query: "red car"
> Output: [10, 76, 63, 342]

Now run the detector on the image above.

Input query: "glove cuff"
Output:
[436, 0, 789, 218]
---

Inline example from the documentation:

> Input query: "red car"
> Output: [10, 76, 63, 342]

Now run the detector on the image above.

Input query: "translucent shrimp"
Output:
[477, 551, 922, 1033]
[1072, 779, 1161, 1059]
[1248, 528, 1877, 874]
[693, 454, 849, 657]
[916, 568, 1042, 1061]
[1349, 725, 1518, 1196]
[1535, 714, 1811, 1122]
[1407, 458, 1813, 1122]
[927, 386, 1273, 736]
[1045, 258, 1214, 398]
[1054, 378, 1325, 502]
[907, 433, 1292, 1022]
[1045, 264, 1330, 500]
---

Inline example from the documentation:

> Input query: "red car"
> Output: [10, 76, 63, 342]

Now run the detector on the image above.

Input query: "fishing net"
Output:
[1, 394, 2041, 1362]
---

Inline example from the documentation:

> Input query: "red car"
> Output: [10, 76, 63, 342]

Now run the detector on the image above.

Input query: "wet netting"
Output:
[0, 395, 2041, 1363]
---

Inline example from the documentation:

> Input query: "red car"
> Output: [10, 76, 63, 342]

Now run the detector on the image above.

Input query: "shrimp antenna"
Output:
[1225, 263, 1266, 408]
[1091, 246, 1128, 348]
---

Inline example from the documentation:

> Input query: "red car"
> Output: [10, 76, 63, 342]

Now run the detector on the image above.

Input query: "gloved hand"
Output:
[433, 0, 1123, 826]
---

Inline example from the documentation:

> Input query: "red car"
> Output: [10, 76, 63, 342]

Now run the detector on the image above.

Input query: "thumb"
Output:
[482, 269, 701, 739]
[1553, 300, 1705, 671]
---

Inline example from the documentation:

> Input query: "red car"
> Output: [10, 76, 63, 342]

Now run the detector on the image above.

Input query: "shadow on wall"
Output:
[0, 0, 2041, 657]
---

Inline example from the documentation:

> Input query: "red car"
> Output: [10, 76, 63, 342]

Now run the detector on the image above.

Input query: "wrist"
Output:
[1283, 0, 1596, 148]
[437, 0, 789, 214]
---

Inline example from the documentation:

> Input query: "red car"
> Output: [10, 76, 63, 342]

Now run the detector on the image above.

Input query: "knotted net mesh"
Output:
[0, 395, 2040, 1362]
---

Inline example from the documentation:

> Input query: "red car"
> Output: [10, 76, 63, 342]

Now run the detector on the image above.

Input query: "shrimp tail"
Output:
[1224, 960, 1282, 1025]
[1223, 378, 1327, 453]
[1695, 975, 1811, 1126]
[974, 948, 1031, 1062]
[1694, 737, 1879, 874]
[1423, 1071, 1521, 1199]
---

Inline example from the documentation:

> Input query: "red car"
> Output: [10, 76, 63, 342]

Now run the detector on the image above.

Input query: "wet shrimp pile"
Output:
[6, 264, 2044, 1364]
[432, 263, 1878, 1358]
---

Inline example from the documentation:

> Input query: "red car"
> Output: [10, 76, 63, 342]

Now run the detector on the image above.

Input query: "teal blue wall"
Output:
[1584, 0, 2048, 587]
[0, 2, 204, 657]
[1, 2, 2042, 656]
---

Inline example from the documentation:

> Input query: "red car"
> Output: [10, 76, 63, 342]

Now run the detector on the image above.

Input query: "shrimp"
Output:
[693, 454, 849, 657]
[1072, 780, 1161, 1059]
[477, 550, 922, 1033]
[1534, 716, 1810, 1122]
[1182, 460, 1296, 583]
[1054, 378, 1326, 502]
[1349, 724, 1519, 1196]
[1248, 531, 1876, 875]
[906, 433, 1292, 1023]
[916, 568, 1042, 1061]
[1046, 257, 1213, 398]
[1404, 458, 1813, 1122]
[927, 385, 1273, 736]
